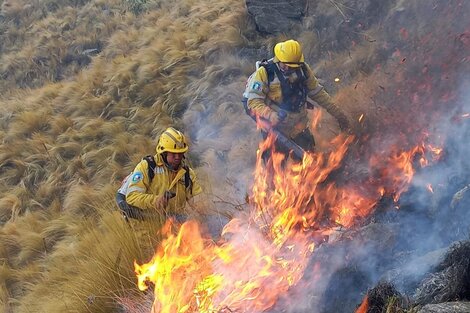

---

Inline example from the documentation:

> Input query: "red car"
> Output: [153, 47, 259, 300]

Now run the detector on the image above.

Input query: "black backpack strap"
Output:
[300, 63, 309, 80]
[270, 63, 308, 112]
[242, 60, 276, 117]
[261, 60, 276, 86]
[143, 155, 156, 182]
[183, 165, 193, 194]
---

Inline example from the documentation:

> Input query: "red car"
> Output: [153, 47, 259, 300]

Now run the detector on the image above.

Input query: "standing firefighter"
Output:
[242, 39, 351, 159]
[116, 127, 202, 223]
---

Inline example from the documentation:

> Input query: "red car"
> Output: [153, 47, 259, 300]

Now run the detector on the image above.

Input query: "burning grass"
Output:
[355, 282, 411, 313]
[133, 125, 447, 312]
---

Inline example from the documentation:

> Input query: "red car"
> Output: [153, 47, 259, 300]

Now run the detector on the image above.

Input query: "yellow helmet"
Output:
[156, 127, 188, 154]
[273, 39, 305, 68]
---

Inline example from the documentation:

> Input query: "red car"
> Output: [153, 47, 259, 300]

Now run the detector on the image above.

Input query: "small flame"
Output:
[419, 157, 428, 167]
[334, 77, 340, 83]
[355, 295, 369, 313]
[370, 143, 425, 202]
[427, 144, 443, 159]
[310, 109, 322, 130]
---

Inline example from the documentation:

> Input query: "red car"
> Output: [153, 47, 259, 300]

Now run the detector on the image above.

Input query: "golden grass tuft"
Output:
[0, 184, 32, 222]
[49, 115, 74, 136]
[62, 182, 113, 216]
[1, 211, 49, 263]
[0, 194, 22, 223]
[8, 109, 51, 138]
[0, 263, 14, 313]
[50, 141, 83, 160]
[14, 208, 162, 313]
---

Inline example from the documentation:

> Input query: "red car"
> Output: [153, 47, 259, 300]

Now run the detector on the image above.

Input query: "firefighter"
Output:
[116, 127, 202, 223]
[242, 39, 351, 157]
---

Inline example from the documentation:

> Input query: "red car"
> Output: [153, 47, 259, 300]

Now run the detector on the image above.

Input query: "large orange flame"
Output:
[135, 131, 441, 313]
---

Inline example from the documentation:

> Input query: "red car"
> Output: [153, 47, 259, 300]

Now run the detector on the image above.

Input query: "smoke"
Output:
[182, 76, 260, 235]
[177, 0, 470, 311]
[275, 0, 470, 312]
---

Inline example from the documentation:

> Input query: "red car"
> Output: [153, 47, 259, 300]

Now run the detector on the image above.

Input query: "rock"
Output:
[362, 281, 407, 313]
[417, 302, 470, 313]
[382, 247, 447, 293]
[414, 241, 470, 305]
[245, 0, 306, 34]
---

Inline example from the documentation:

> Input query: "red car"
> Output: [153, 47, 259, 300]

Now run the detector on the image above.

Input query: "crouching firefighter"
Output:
[116, 127, 203, 223]
[242, 39, 351, 161]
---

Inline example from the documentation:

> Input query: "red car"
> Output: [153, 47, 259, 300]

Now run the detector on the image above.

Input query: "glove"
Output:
[164, 190, 176, 200]
[320, 100, 351, 133]
[277, 109, 288, 122]
[154, 194, 169, 210]
[336, 114, 351, 133]
[266, 110, 280, 126]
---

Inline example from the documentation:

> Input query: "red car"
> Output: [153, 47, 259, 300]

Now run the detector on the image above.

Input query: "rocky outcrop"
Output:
[417, 302, 470, 313]
[245, 0, 307, 34]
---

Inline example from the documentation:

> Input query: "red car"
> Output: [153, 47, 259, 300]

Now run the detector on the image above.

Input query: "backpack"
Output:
[242, 59, 309, 115]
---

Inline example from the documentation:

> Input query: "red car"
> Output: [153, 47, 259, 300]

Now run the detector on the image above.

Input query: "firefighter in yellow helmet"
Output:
[242, 39, 351, 156]
[117, 127, 202, 223]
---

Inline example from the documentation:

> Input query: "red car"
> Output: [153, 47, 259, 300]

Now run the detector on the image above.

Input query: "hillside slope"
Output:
[0, 0, 469, 312]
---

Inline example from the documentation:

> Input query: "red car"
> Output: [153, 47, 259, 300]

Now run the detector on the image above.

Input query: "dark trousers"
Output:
[116, 192, 146, 221]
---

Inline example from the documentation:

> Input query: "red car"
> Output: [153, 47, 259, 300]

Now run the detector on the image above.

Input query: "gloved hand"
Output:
[154, 194, 169, 210]
[277, 109, 288, 122]
[320, 100, 352, 133]
[164, 190, 176, 200]
[336, 114, 351, 133]
[267, 110, 280, 126]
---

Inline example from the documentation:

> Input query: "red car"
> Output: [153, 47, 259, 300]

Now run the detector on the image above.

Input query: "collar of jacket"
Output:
[155, 153, 187, 173]
[155, 153, 164, 167]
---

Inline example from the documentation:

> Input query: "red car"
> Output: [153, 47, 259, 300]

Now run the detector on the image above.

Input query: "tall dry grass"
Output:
[12, 209, 163, 313]
[0, 0, 260, 310]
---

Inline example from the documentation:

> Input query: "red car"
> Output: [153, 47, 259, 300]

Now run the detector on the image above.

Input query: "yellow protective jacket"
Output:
[243, 61, 341, 137]
[125, 154, 202, 214]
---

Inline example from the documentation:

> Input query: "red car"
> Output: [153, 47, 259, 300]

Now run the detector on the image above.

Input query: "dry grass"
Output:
[12, 208, 162, 313]
[0, 0, 254, 309]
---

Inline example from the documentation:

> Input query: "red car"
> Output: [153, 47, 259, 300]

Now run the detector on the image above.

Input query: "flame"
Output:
[135, 131, 441, 313]
[310, 109, 322, 130]
[355, 295, 369, 313]
[427, 144, 443, 160]
[370, 144, 425, 202]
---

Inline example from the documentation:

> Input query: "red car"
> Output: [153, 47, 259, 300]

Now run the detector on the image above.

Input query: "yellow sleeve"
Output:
[244, 67, 273, 117]
[304, 64, 349, 124]
[125, 160, 158, 210]
[304, 63, 334, 107]
[188, 167, 203, 197]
